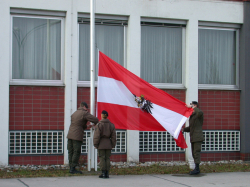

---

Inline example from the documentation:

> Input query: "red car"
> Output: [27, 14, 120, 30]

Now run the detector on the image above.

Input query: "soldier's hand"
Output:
[87, 124, 94, 128]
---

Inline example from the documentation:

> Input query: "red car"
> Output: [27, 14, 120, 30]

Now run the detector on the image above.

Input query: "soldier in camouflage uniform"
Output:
[67, 102, 99, 174]
[183, 101, 204, 175]
[94, 110, 116, 179]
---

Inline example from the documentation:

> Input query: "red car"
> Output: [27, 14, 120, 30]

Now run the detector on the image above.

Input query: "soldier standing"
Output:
[183, 101, 204, 175]
[94, 110, 116, 179]
[67, 102, 99, 174]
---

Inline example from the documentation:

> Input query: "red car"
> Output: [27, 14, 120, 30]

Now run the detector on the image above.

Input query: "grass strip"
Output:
[0, 163, 250, 179]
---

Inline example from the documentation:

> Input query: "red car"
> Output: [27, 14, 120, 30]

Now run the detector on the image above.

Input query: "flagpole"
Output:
[90, 0, 95, 132]
[94, 48, 100, 172]
[88, 0, 96, 171]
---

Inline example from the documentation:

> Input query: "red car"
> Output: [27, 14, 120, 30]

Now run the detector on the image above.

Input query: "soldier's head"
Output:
[190, 101, 199, 108]
[101, 110, 108, 119]
[80, 102, 88, 110]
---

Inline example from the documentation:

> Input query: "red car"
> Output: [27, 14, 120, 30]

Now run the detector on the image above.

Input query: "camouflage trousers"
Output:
[68, 139, 82, 167]
[98, 149, 112, 171]
[191, 141, 202, 164]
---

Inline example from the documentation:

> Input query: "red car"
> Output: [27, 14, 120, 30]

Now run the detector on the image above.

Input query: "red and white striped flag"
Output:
[97, 51, 193, 148]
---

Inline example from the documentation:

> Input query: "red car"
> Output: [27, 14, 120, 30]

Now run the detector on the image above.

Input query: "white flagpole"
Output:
[88, 0, 96, 171]
[94, 49, 100, 172]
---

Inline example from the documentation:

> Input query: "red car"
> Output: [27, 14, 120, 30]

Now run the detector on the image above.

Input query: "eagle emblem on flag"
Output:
[133, 94, 153, 114]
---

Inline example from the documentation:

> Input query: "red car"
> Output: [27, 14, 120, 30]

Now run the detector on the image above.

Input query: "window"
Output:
[78, 15, 127, 82]
[141, 20, 185, 86]
[139, 130, 240, 153]
[198, 27, 238, 86]
[9, 131, 64, 154]
[202, 130, 240, 152]
[139, 131, 183, 152]
[11, 16, 63, 82]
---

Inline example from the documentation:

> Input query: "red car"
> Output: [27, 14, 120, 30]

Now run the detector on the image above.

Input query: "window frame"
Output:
[9, 14, 65, 86]
[77, 14, 128, 87]
[140, 18, 186, 89]
[198, 26, 240, 90]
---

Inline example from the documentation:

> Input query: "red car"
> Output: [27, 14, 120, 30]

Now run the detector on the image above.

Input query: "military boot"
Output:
[99, 170, 106, 178]
[69, 167, 74, 173]
[105, 170, 109, 178]
[190, 163, 200, 175]
[70, 167, 82, 174]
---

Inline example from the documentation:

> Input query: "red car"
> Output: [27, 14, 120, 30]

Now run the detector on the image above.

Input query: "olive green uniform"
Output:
[67, 107, 99, 167]
[183, 107, 204, 164]
[98, 149, 112, 171]
[93, 119, 116, 171]
[67, 139, 83, 167]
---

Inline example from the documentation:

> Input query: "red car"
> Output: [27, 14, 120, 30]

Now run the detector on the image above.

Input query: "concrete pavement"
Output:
[0, 172, 249, 187]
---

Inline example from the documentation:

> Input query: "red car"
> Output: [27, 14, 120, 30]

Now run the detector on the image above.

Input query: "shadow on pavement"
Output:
[171, 173, 206, 177]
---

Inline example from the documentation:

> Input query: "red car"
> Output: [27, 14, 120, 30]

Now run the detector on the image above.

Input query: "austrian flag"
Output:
[97, 52, 193, 148]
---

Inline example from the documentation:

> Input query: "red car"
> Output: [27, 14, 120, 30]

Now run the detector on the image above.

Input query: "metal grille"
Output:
[202, 130, 240, 151]
[112, 131, 126, 153]
[139, 131, 240, 153]
[81, 131, 91, 153]
[81, 130, 126, 153]
[9, 131, 63, 154]
[139, 131, 183, 152]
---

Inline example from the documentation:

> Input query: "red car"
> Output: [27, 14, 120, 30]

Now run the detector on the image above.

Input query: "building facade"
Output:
[0, 0, 249, 165]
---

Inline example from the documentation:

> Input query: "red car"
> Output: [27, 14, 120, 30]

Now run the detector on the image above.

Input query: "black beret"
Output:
[101, 110, 108, 116]
[190, 101, 199, 106]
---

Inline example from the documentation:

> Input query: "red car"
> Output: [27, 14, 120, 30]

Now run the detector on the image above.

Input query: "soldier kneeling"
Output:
[94, 110, 116, 179]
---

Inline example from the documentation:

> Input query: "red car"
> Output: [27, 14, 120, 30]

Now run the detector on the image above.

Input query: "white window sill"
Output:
[10, 80, 65, 86]
[78, 81, 98, 87]
[198, 84, 240, 90]
[150, 83, 186, 89]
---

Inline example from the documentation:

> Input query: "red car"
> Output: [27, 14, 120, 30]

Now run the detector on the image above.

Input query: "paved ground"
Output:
[0, 172, 249, 187]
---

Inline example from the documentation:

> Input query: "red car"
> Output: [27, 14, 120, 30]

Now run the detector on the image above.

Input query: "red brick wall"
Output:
[140, 153, 185, 162]
[162, 89, 186, 103]
[9, 86, 65, 130]
[110, 154, 127, 162]
[240, 153, 250, 161]
[201, 152, 240, 162]
[139, 153, 241, 163]
[80, 154, 127, 164]
[77, 87, 90, 107]
[9, 155, 64, 165]
[77, 87, 97, 114]
[198, 90, 241, 162]
[198, 90, 240, 130]
[10, 154, 127, 166]
[9, 86, 65, 165]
